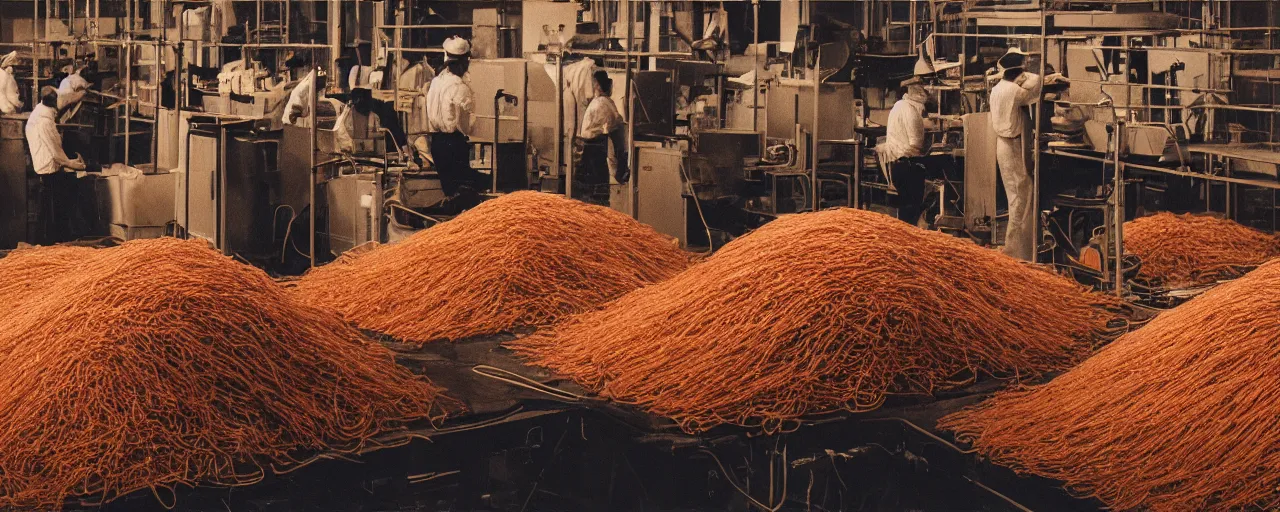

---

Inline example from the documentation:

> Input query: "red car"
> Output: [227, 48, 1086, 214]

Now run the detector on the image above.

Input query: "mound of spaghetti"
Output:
[0, 238, 449, 509]
[293, 191, 689, 342]
[940, 260, 1280, 511]
[1125, 211, 1280, 285]
[509, 208, 1123, 433]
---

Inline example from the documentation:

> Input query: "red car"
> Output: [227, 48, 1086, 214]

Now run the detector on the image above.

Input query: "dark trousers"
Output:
[892, 155, 957, 225]
[38, 171, 78, 244]
[892, 159, 927, 225]
[429, 131, 485, 197]
[574, 137, 611, 206]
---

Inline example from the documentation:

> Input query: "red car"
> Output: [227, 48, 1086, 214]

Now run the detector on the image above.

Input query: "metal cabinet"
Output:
[637, 146, 695, 248]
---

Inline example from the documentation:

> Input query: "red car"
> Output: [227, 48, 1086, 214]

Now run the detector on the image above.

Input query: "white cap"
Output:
[0, 51, 17, 68]
[997, 47, 1029, 73]
[443, 36, 471, 62]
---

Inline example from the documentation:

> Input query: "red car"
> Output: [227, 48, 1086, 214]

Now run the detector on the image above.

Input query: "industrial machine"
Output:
[0, 115, 27, 249]
[179, 114, 280, 259]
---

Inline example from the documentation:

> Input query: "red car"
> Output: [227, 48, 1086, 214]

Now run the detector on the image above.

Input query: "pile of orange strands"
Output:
[0, 238, 450, 510]
[940, 260, 1280, 511]
[1125, 211, 1280, 285]
[509, 208, 1124, 433]
[292, 191, 689, 343]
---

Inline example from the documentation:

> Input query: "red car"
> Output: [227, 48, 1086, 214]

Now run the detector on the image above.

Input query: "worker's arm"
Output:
[1015, 72, 1043, 106]
[906, 111, 927, 156]
[454, 85, 475, 134]
[376, 101, 409, 148]
[579, 100, 610, 140]
[43, 123, 85, 170]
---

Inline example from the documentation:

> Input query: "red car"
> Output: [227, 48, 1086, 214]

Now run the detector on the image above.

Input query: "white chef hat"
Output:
[997, 47, 1029, 73]
[0, 51, 17, 68]
[443, 36, 471, 62]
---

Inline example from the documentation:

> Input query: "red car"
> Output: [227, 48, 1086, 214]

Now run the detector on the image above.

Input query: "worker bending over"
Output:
[989, 48, 1042, 261]
[56, 64, 92, 109]
[574, 70, 628, 206]
[0, 52, 20, 114]
[426, 36, 485, 206]
[878, 83, 930, 225]
[281, 55, 316, 127]
[26, 86, 86, 243]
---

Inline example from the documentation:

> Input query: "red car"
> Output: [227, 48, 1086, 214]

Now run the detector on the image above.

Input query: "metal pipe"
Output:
[1113, 119, 1125, 297]
[309, 62, 317, 268]
[752, 0, 759, 132]
[1032, 5, 1046, 262]
[626, 0, 637, 218]
[124, 38, 133, 166]
[555, 52, 565, 197]
[218, 120, 227, 254]
[811, 45, 820, 212]
[492, 91, 500, 192]
[31, 0, 38, 99]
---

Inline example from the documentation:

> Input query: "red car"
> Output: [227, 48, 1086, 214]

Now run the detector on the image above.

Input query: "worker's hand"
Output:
[67, 155, 86, 171]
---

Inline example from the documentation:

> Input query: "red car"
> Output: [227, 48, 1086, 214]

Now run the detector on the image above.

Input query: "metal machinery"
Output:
[322, 167, 384, 257]
[180, 114, 280, 260]
[469, 58, 531, 193]
[0, 115, 28, 249]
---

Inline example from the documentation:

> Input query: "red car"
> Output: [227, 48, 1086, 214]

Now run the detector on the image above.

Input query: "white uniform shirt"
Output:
[580, 95, 623, 140]
[545, 58, 597, 135]
[425, 70, 474, 134]
[282, 70, 315, 127]
[57, 72, 89, 97]
[877, 97, 926, 163]
[56, 72, 90, 109]
[26, 103, 74, 175]
[990, 72, 1042, 139]
[0, 66, 20, 114]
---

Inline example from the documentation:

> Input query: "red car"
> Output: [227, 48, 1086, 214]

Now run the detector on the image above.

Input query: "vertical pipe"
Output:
[31, 0, 38, 98]
[218, 121, 227, 254]
[626, 1, 637, 218]
[125, 39, 133, 165]
[1031, 5, 1046, 262]
[153, 40, 160, 168]
[752, 0, 759, 132]
[811, 46, 820, 212]
[1113, 120, 1125, 296]
[492, 92, 500, 192]
[556, 53, 566, 197]
[309, 60, 317, 268]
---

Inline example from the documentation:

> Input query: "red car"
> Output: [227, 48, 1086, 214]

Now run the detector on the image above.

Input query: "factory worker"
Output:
[989, 47, 1043, 261]
[574, 70, 628, 206]
[0, 51, 20, 114]
[546, 54, 598, 176]
[348, 87, 418, 165]
[426, 36, 485, 203]
[282, 63, 316, 127]
[26, 86, 87, 243]
[878, 82, 930, 225]
[56, 64, 91, 109]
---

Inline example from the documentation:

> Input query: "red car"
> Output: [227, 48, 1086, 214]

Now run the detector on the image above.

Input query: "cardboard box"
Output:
[106, 170, 177, 227]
